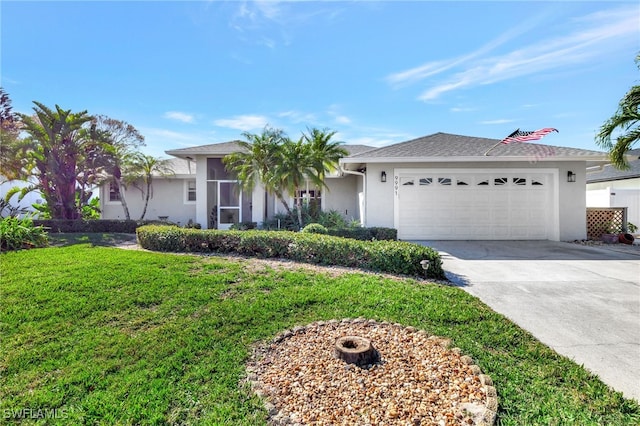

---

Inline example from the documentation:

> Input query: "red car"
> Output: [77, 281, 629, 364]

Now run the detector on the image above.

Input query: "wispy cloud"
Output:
[163, 111, 195, 124]
[138, 127, 218, 157]
[335, 116, 351, 125]
[214, 114, 269, 131]
[278, 110, 318, 124]
[479, 119, 515, 125]
[230, 1, 344, 48]
[450, 107, 476, 113]
[387, 5, 638, 101]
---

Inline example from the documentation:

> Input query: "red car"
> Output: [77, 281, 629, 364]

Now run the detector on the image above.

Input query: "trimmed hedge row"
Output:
[326, 227, 397, 241]
[33, 219, 172, 234]
[136, 225, 444, 279]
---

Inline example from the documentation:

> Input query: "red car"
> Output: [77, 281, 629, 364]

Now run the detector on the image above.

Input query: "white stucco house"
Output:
[586, 148, 640, 229]
[100, 158, 198, 225]
[102, 132, 610, 241]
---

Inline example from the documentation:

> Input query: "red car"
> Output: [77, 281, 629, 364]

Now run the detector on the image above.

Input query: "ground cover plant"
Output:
[1, 238, 638, 425]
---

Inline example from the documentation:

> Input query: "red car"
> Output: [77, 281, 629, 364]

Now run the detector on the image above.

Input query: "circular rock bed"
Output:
[245, 319, 497, 425]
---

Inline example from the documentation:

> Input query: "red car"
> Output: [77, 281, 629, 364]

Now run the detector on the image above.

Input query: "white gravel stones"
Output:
[245, 319, 497, 425]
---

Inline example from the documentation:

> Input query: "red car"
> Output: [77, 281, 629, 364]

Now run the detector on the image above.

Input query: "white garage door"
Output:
[395, 169, 557, 240]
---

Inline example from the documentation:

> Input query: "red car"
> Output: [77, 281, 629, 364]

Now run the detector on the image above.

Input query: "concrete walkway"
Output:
[414, 240, 640, 402]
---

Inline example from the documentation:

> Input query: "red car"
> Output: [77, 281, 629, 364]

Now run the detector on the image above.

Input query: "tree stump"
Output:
[334, 336, 379, 366]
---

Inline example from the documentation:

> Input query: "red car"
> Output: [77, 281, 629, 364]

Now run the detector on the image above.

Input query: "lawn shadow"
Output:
[48, 233, 137, 248]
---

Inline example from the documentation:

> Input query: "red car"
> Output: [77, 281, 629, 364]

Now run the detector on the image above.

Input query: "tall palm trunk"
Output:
[116, 177, 131, 220]
[139, 178, 152, 220]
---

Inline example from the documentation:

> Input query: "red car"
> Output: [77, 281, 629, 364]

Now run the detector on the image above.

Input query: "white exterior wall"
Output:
[324, 175, 359, 222]
[587, 177, 640, 228]
[0, 179, 44, 216]
[101, 177, 196, 225]
[364, 161, 588, 241]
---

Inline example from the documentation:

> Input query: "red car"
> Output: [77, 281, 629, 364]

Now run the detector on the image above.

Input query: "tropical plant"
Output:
[596, 53, 640, 169]
[11, 103, 99, 219]
[91, 115, 145, 220]
[0, 198, 30, 219]
[0, 216, 48, 251]
[223, 126, 294, 216]
[224, 126, 347, 229]
[0, 88, 22, 180]
[128, 154, 174, 220]
[302, 127, 348, 180]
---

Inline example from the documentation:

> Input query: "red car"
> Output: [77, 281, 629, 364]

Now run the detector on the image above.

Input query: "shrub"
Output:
[229, 221, 257, 230]
[317, 209, 349, 229]
[326, 227, 397, 241]
[32, 219, 174, 233]
[0, 217, 49, 252]
[301, 223, 328, 234]
[136, 226, 444, 279]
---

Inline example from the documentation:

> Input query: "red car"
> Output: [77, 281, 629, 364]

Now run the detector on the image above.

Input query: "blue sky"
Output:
[2, 1, 639, 158]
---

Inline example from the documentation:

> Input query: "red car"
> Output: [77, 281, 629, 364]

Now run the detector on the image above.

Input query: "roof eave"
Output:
[340, 155, 610, 164]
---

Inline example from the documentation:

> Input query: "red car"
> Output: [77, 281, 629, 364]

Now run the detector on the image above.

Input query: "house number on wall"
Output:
[394, 175, 399, 196]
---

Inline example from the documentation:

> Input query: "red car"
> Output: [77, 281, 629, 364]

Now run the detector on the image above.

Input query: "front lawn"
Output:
[1, 242, 638, 425]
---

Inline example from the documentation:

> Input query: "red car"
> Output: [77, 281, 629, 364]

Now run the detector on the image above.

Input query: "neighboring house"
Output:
[100, 158, 197, 225]
[105, 132, 609, 241]
[586, 148, 640, 229]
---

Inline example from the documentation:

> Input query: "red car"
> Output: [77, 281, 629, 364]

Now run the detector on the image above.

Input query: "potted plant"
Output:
[601, 221, 619, 244]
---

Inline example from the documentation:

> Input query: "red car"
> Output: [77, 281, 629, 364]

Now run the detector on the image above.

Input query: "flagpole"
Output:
[484, 141, 503, 156]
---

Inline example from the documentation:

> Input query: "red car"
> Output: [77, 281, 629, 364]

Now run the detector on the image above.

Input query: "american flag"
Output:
[501, 128, 558, 144]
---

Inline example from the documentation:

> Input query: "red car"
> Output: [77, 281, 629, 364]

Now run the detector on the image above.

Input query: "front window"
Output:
[186, 180, 196, 202]
[295, 189, 321, 207]
[109, 182, 121, 202]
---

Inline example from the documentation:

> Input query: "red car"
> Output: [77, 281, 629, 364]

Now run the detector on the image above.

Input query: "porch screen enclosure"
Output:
[207, 158, 251, 229]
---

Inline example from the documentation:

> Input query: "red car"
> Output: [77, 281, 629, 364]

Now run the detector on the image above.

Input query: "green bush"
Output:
[0, 217, 49, 252]
[317, 209, 349, 229]
[301, 223, 328, 234]
[136, 226, 444, 279]
[33, 219, 173, 233]
[326, 227, 397, 241]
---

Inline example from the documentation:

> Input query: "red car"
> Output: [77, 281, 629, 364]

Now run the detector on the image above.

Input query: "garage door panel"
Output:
[397, 170, 555, 240]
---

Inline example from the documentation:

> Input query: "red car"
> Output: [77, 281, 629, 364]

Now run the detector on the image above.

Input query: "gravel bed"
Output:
[246, 319, 497, 425]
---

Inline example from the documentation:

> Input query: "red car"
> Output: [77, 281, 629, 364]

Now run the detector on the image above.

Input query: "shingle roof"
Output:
[165, 158, 196, 175]
[343, 144, 376, 155]
[344, 132, 606, 161]
[166, 141, 374, 158]
[587, 149, 640, 183]
[165, 140, 245, 157]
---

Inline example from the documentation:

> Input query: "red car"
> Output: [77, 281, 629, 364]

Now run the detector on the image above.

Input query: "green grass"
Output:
[1, 239, 638, 425]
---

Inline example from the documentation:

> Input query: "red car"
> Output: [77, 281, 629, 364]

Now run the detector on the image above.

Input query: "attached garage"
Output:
[340, 133, 610, 241]
[394, 168, 558, 240]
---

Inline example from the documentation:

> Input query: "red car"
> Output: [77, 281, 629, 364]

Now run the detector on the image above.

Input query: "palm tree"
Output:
[275, 137, 319, 227]
[596, 54, 640, 169]
[17, 103, 95, 219]
[302, 127, 348, 210]
[92, 116, 146, 220]
[129, 154, 174, 220]
[223, 126, 295, 218]
[302, 127, 348, 180]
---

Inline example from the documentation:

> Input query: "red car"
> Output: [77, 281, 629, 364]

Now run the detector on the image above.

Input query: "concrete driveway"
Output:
[414, 240, 640, 402]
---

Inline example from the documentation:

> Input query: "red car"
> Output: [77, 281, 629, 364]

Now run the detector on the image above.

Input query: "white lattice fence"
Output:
[586, 207, 628, 240]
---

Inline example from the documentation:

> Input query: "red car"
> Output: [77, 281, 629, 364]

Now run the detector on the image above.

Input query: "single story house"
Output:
[100, 157, 197, 225]
[586, 148, 640, 229]
[102, 132, 610, 241]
